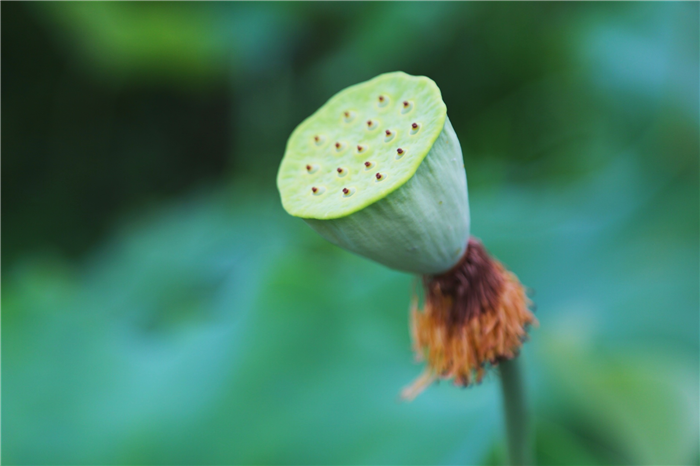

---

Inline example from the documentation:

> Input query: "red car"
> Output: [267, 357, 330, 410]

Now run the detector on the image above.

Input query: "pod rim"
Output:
[277, 71, 447, 220]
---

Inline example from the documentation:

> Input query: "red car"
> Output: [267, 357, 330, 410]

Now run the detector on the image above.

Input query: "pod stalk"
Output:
[500, 356, 534, 466]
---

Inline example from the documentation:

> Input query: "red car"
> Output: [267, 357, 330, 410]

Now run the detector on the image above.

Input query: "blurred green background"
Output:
[3, 2, 698, 465]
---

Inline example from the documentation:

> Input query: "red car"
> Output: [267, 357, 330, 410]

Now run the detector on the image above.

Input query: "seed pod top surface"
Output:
[277, 72, 447, 220]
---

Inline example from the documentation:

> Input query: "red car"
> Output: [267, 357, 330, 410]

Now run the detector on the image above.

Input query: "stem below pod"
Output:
[500, 357, 533, 465]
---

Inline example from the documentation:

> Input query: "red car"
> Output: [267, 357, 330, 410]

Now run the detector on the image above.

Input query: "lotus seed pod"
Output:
[277, 72, 469, 274]
[278, 72, 536, 400]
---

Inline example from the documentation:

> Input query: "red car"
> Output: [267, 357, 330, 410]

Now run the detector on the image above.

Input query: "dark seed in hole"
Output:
[367, 120, 372, 126]
[397, 148, 404, 155]
[403, 101, 409, 108]
[376, 173, 382, 180]
[385, 130, 391, 136]
[335, 142, 341, 149]
[312, 187, 318, 193]
[306, 164, 312, 170]
[342, 188, 349, 194]
[337, 167, 343, 173]
[411, 123, 418, 129]
[364, 161, 371, 167]
[357, 145, 363, 152]
[314, 135, 320, 141]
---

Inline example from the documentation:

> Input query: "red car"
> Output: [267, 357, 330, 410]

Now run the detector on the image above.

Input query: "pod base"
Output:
[402, 237, 537, 401]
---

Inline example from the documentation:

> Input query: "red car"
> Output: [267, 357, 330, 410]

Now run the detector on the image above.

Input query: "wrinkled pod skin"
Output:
[305, 117, 469, 275]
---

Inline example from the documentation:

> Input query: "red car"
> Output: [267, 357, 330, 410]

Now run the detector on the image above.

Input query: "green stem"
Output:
[499, 357, 533, 465]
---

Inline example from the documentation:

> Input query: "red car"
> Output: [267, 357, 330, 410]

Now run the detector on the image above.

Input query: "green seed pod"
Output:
[277, 72, 469, 274]
[278, 72, 536, 400]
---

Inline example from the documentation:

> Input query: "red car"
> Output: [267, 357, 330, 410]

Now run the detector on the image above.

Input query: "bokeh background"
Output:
[3, 2, 699, 465]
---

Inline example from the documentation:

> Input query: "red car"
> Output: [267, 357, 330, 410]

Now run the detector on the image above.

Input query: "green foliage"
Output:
[3, 2, 698, 464]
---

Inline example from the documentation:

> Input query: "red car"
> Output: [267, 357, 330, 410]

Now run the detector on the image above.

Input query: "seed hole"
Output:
[343, 110, 356, 123]
[313, 135, 325, 146]
[375, 172, 386, 182]
[336, 167, 348, 177]
[364, 161, 375, 170]
[334, 141, 346, 153]
[356, 144, 367, 154]
[366, 119, 378, 131]
[342, 187, 356, 197]
[395, 148, 405, 159]
[377, 95, 389, 108]
[401, 101, 414, 114]
[384, 129, 396, 142]
[305, 163, 320, 174]
[311, 186, 326, 196]
[410, 122, 420, 135]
